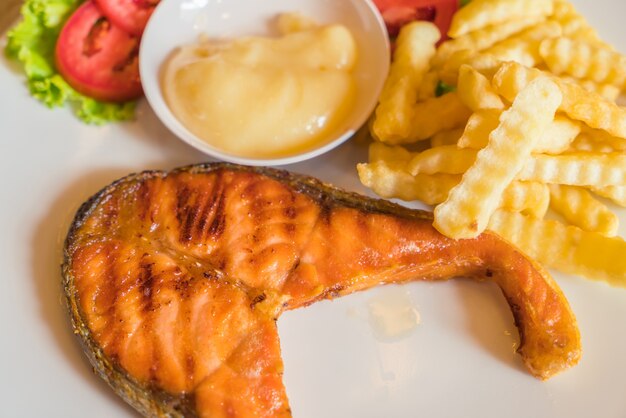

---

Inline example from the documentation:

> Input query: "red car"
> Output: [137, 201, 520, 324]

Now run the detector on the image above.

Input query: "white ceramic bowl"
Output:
[140, 0, 389, 166]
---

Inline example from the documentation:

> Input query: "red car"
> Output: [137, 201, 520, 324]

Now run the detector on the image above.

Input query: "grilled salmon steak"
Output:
[63, 163, 581, 417]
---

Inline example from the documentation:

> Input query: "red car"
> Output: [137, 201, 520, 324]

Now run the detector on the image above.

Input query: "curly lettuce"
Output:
[5, 0, 135, 124]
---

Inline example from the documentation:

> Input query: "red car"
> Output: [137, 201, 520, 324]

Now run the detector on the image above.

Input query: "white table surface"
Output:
[1, 1, 626, 417]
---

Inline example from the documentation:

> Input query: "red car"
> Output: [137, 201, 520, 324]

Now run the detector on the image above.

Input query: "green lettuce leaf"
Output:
[5, 0, 136, 124]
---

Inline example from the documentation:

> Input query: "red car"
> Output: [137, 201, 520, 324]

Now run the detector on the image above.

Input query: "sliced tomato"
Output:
[94, 0, 159, 36]
[55, 1, 143, 103]
[373, 0, 459, 39]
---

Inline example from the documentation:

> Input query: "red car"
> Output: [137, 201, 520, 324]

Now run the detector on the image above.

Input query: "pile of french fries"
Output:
[358, 0, 626, 286]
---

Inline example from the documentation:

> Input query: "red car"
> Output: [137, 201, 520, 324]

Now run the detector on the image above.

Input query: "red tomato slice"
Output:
[55, 1, 143, 103]
[94, 0, 159, 36]
[373, 0, 459, 39]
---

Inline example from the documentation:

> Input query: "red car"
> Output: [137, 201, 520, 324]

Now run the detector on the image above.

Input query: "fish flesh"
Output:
[62, 163, 581, 417]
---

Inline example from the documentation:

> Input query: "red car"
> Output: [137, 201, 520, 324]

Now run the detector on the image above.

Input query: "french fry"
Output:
[539, 37, 626, 88]
[550, 0, 609, 48]
[357, 160, 459, 205]
[430, 128, 464, 148]
[483, 21, 562, 67]
[567, 27, 614, 51]
[372, 22, 440, 143]
[535, 116, 582, 154]
[559, 80, 626, 138]
[557, 76, 621, 102]
[409, 144, 626, 187]
[409, 145, 477, 175]
[438, 51, 502, 86]
[591, 185, 626, 207]
[491, 61, 542, 102]
[492, 62, 626, 139]
[586, 129, 626, 151]
[359, 160, 549, 217]
[458, 110, 580, 154]
[448, 0, 554, 38]
[404, 93, 472, 143]
[518, 152, 626, 187]
[501, 181, 550, 218]
[432, 15, 544, 68]
[360, 1, 626, 290]
[416, 71, 439, 101]
[569, 134, 617, 153]
[533, 115, 581, 154]
[457, 65, 505, 111]
[456, 109, 500, 150]
[438, 50, 474, 85]
[550, 0, 597, 36]
[368, 142, 413, 170]
[549, 184, 619, 236]
[551, 0, 578, 22]
[569, 128, 626, 153]
[433, 76, 562, 239]
[488, 210, 626, 287]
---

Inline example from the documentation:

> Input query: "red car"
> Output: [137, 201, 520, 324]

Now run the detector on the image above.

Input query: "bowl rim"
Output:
[139, 0, 390, 166]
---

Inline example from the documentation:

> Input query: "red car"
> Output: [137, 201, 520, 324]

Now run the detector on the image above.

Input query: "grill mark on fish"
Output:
[284, 222, 296, 236]
[176, 185, 193, 243]
[354, 211, 369, 242]
[317, 199, 332, 226]
[207, 175, 227, 241]
[284, 203, 297, 220]
[281, 193, 299, 238]
[251, 200, 266, 225]
[102, 244, 124, 360]
[193, 187, 213, 244]
[186, 173, 221, 245]
[180, 276, 196, 390]
[136, 180, 152, 223]
[174, 275, 196, 299]
[101, 196, 120, 230]
[134, 253, 161, 385]
[246, 178, 274, 225]
[181, 207, 198, 244]
[139, 255, 156, 313]
[185, 354, 195, 388]
[99, 246, 119, 316]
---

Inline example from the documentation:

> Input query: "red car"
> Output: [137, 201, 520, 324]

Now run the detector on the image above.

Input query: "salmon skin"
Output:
[62, 162, 581, 417]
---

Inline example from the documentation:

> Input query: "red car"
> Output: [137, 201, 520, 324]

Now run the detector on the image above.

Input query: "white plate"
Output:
[1, 1, 626, 417]
[139, 0, 389, 165]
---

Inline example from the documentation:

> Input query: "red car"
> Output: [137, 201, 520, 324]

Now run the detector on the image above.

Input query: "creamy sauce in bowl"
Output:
[139, 0, 389, 165]
[162, 16, 358, 158]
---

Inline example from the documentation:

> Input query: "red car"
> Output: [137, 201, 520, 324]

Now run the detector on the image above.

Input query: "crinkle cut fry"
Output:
[433, 76, 561, 239]
[448, 0, 553, 38]
[493, 62, 626, 139]
[360, 157, 549, 217]
[372, 22, 440, 144]
[489, 209, 626, 287]
[539, 37, 626, 87]
[548, 184, 619, 236]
